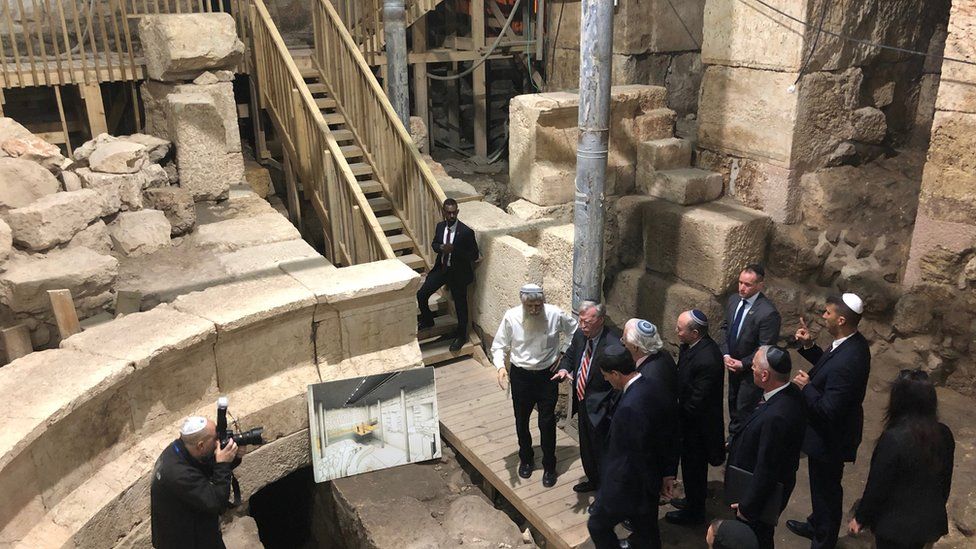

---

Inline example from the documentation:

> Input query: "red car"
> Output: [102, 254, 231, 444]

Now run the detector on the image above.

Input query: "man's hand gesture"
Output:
[215, 438, 237, 463]
[496, 368, 509, 391]
[550, 369, 572, 383]
[795, 317, 814, 349]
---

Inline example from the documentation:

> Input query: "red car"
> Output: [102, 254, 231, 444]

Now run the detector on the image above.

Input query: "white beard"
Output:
[522, 308, 546, 336]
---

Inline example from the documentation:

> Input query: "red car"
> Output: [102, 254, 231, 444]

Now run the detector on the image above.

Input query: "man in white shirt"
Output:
[491, 283, 577, 487]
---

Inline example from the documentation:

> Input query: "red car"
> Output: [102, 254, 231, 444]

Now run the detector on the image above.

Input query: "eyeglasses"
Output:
[898, 368, 929, 381]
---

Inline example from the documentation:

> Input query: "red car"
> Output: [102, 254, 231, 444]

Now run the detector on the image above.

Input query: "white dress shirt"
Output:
[442, 222, 457, 267]
[733, 293, 759, 340]
[491, 304, 578, 371]
[762, 382, 790, 402]
[829, 332, 854, 352]
[622, 372, 643, 394]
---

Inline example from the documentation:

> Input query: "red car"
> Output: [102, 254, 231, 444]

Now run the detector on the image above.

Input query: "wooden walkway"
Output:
[435, 358, 595, 549]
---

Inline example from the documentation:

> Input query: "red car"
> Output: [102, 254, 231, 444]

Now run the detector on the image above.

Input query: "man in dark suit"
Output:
[588, 344, 678, 549]
[786, 294, 871, 549]
[623, 318, 677, 399]
[666, 310, 725, 526]
[727, 345, 807, 549]
[552, 301, 621, 493]
[416, 198, 480, 352]
[721, 264, 782, 436]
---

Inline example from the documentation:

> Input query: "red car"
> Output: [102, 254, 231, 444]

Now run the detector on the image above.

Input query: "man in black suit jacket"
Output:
[666, 310, 725, 526]
[416, 198, 480, 352]
[786, 294, 871, 549]
[552, 301, 621, 493]
[623, 318, 677, 399]
[727, 345, 807, 549]
[721, 264, 782, 436]
[588, 344, 678, 549]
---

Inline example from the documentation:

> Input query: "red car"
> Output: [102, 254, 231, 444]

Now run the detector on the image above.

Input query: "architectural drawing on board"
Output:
[308, 368, 441, 483]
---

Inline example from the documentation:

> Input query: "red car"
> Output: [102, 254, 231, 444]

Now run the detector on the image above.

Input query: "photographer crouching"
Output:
[151, 398, 263, 548]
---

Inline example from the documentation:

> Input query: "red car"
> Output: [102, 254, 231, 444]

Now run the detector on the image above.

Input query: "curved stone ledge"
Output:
[0, 256, 422, 547]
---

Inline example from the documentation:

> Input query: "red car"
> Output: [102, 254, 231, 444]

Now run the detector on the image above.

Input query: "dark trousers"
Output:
[742, 517, 775, 549]
[510, 366, 558, 471]
[679, 427, 709, 515]
[588, 510, 660, 549]
[416, 268, 469, 340]
[577, 399, 607, 486]
[875, 537, 925, 549]
[807, 457, 845, 549]
[727, 371, 763, 436]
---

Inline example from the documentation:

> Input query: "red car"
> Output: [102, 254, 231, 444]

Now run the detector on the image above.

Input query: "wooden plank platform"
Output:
[435, 358, 594, 549]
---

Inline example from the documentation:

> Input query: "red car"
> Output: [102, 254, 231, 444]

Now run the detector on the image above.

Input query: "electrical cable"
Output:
[793, 0, 831, 85]
[427, 0, 523, 81]
[744, 0, 976, 68]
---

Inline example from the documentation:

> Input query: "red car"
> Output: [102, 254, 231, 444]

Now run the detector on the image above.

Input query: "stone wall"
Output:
[0, 258, 424, 547]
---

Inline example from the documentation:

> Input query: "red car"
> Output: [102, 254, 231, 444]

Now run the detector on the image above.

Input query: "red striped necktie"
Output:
[577, 339, 593, 402]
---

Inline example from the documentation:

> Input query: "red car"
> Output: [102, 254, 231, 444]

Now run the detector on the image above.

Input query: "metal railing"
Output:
[0, 0, 247, 87]
[313, 0, 446, 269]
[251, 0, 394, 266]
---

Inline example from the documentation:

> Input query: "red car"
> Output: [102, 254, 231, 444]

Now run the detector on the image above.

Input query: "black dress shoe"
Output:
[542, 469, 558, 487]
[518, 462, 533, 479]
[786, 520, 815, 540]
[449, 338, 464, 352]
[669, 497, 687, 510]
[573, 480, 597, 493]
[621, 519, 634, 532]
[417, 319, 434, 331]
[664, 509, 705, 526]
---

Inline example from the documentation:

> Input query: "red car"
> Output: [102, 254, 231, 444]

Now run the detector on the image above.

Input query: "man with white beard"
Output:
[492, 284, 578, 487]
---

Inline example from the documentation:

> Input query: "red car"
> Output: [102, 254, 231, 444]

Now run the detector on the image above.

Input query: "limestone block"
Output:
[0, 134, 65, 172]
[138, 14, 244, 81]
[143, 81, 241, 153]
[72, 133, 115, 162]
[193, 71, 220, 86]
[172, 274, 316, 391]
[217, 238, 320, 278]
[937, 4, 976, 114]
[642, 168, 723, 206]
[702, 0, 805, 70]
[850, 106, 887, 144]
[0, 247, 118, 314]
[792, 68, 863, 168]
[108, 210, 172, 256]
[0, 449, 45, 545]
[88, 141, 148, 174]
[123, 133, 172, 163]
[244, 160, 273, 198]
[191, 212, 301, 252]
[918, 111, 976, 225]
[66, 220, 112, 254]
[506, 198, 574, 223]
[552, 0, 703, 55]
[457, 200, 546, 241]
[643, 199, 772, 294]
[0, 157, 59, 211]
[666, 52, 705, 115]
[61, 170, 81, 191]
[538, 224, 575, 314]
[698, 66, 799, 167]
[637, 138, 692, 181]
[611, 195, 656, 268]
[168, 92, 243, 201]
[473, 235, 544, 333]
[77, 164, 168, 212]
[509, 86, 670, 206]
[547, 48, 671, 90]
[443, 495, 524, 549]
[143, 186, 196, 236]
[6, 188, 102, 250]
[0, 218, 10, 262]
[0, 117, 34, 143]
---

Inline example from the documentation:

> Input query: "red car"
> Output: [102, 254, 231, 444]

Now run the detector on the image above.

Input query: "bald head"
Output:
[181, 419, 218, 459]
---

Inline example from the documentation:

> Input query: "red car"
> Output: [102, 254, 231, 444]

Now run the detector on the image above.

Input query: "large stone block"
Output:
[666, 52, 705, 116]
[66, 220, 112, 254]
[138, 14, 244, 81]
[698, 65, 799, 168]
[168, 92, 243, 201]
[0, 218, 10, 262]
[702, 0, 806, 70]
[548, 48, 672, 90]
[191, 212, 301, 252]
[538, 224, 575, 314]
[506, 198, 574, 223]
[551, 0, 704, 55]
[143, 186, 196, 236]
[87, 141, 148, 174]
[473, 235, 545, 334]
[919, 111, 976, 225]
[697, 149, 800, 224]
[0, 157, 59, 212]
[642, 168, 723, 206]
[5, 189, 102, 250]
[509, 86, 672, 206]
[143, 80, 241, 153]
[0, 247, 118, 314]
[938, 3, 976, 114]
[108, 210, 172, 257]
[77, 164, 169, 212]
[643, 199, 772, 294]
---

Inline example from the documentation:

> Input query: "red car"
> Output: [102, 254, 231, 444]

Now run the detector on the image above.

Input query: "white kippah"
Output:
[180, 416, 207, 436]
[842, 293, 864, 314]
[520, 283, 543, 295]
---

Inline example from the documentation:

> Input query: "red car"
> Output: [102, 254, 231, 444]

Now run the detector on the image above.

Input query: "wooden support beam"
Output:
[2, 324, 33, 362]
[48, 289, 81, 339]
[412, 17, 430, 152]
[79, 82, 108, 137]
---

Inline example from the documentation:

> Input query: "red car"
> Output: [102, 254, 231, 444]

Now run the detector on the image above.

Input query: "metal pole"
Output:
[572, 0, 614, 311]
[384, 0, 410, 126]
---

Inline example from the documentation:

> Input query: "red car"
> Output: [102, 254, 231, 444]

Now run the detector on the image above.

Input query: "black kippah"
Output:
[766, 346, 792, 374]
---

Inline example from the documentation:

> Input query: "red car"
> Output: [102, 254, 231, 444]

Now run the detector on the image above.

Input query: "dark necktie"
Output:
[727, 299, 747, 352]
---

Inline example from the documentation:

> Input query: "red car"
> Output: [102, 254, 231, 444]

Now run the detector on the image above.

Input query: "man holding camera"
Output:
[151, 416, 242, 549]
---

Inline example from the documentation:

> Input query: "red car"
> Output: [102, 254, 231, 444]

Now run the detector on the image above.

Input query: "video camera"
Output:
[216, 397, 265, 449]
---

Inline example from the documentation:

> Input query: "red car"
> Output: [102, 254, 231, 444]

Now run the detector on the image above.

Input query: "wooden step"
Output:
[348, 162, 373, 176]
[315, 97, 337, 109]
[300, 67, 318, 78]
[422, 334, 481, 365]
[331, 129, 354, 142]
[388, 233, 413, 251]
[324, 112, 346, 125]
[307, 83, 329, 94]
[367, 196, 392, 212]
[398, 253, 425, 270]
[418, 314, 458, 341]
[359, 179, 382, 194]
[377, 215, 403, 231]
[340, 145, 363, 159]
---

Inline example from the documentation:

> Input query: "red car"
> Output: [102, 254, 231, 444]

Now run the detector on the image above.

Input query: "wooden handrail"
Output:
[250, 0, 395, 265]
[334, 0, 442, 61]
[312, 0, 447, 270]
